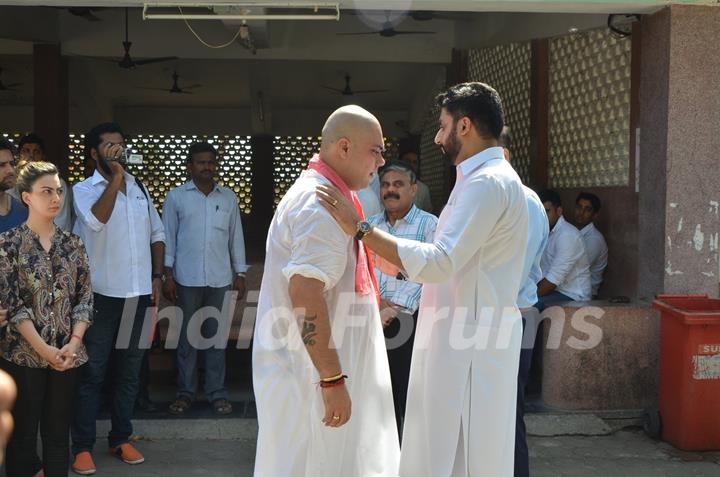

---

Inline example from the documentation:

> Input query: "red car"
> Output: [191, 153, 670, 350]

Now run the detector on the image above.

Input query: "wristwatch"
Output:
[354, 221, 373, 241]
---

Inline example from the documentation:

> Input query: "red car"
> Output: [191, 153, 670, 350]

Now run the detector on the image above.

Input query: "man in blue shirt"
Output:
[0, 140, 27, 234]
[162, 141, 248, 416]
[367, 160, 438, 438]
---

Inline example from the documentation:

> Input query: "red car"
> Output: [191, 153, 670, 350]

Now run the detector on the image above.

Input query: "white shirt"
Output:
[73, 171, 165, 298]
[163, 181, 248, 288]
[579, 222, 608, 296]
[540, 216, 592, 301]
[356, 172, 383, 218]
[518, 186, 549, 309]
[414, 179, 433, 213]
[395, 147, 529, 476]
[252, 169, 399, 476]
[367, 204, 438, 313]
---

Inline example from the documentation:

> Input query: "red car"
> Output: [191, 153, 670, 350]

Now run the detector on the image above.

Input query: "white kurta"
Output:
[253, 169, 400, 477]
[396, 147, 529, 477]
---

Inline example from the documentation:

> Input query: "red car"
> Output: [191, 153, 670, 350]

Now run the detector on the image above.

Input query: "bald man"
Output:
[252, 105, 400, 476]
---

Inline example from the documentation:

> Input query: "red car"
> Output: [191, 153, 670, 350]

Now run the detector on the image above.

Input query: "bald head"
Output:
[317, 105, 386, 191]
[321, 105, 382, 150]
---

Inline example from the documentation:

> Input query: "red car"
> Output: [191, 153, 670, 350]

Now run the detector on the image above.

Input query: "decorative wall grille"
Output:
[468, 42, 532, 185]
[549, 28, 631, 188]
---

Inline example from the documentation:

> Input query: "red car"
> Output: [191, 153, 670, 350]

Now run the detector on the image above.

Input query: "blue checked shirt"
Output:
[367, 204, 438, 314]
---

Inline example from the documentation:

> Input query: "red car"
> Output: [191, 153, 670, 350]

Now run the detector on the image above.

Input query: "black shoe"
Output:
[135, 396, 158, 413]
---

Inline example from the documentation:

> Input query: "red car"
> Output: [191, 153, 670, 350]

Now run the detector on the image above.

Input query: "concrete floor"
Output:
[83, 429, 719, 476]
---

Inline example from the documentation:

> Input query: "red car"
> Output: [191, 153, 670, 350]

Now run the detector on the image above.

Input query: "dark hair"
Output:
[18, 133, 45, 152]
[84, 123, 126, 161]
[379, 160, 417, 184]
[539, 189, 562, 208]
[436, 82, 504, 139]
[0, 138, 15, 155]
[499, 126, 512, 150]
[576, 192, 602, 213]
[16, 161, 59, 206]
[187, 142, 218, 163]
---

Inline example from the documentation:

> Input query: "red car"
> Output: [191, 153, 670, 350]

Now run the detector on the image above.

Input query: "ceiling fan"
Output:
[66, 7, 104, 22]
[115, 8, 178, 69]
[138, 71, 202, 95]
[322, 74, 389, 96]
[338, 12, 436, 38]
[0, 68, 21, 93]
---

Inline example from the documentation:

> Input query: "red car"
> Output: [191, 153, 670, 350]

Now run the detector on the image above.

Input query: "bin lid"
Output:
[653, 294, 720, 324]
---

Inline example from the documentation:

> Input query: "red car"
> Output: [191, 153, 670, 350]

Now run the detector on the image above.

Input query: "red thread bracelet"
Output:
[319, 378, 346, 389]
[70, 334, 83, 343]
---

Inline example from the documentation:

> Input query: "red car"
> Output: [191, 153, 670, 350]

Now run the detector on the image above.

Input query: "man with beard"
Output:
[317, 82, 529, 476]
[0, 140, 27, 234]
[367, 160, 438, 439]
[253, 105, 399, 476]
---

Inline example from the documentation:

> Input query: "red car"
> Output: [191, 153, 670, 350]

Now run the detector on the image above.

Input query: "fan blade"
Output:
[135, 86, 173, 91]
[336, 32, 382, 36]
[322, 86, 345, 93]
[388, 31, 436, 35]
[352, 89, 390, 94]
[133, 56, 179, 66]
[182, 84, 203, 90]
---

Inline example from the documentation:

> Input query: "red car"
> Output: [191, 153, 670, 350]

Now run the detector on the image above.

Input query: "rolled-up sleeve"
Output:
[146, 188, 166, 244]
[282, 202, 348, 291]
[398, 175, 505, 284]
[544, 233, 585, 287]
[72, 237, 94, 326]
[72, 182, 106, 233]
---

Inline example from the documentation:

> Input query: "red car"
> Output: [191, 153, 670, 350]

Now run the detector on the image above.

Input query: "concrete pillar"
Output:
[247, 135, 274, 258]
[638, 5, 720, 298]
[33, 43, 69, 177]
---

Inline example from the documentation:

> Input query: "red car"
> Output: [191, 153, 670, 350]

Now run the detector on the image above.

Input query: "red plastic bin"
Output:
[652, 294, 720, 450]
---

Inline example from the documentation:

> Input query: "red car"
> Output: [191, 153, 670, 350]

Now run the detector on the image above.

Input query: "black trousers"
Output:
[516, 309, 542, 477]
[383, 311, 417, 441]
[4, 359, 79, 477]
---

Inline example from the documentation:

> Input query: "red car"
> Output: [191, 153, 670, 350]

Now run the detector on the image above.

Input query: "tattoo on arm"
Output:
[301, 314, 318, 346]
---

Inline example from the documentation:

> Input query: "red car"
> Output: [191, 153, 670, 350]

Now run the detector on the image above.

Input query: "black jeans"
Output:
[71, 294, 149, 454]
[384, 310, 417, 441]
[4, 359, 79, 477]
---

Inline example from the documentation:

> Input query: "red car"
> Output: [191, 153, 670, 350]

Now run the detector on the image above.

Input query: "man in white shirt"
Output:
[71, 123, 165, 474]
[367, 160, 438, 438]
[356, 170, 383, 218]
[399, 150, 433, 213]
[253, 105, 399, 476]
[318, 82, 529, 477]
[500, 127, 549, 477]
[537, 189, 592, 310]
[162, 141, 248, 416]
[9, 133, 74, 231]
[574, 192, 608, 298]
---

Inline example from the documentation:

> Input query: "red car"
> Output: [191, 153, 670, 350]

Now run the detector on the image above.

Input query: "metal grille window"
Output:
[272, 136, 400, 208]
[467, 42, 532, 185]
[549, 28, 631, 188]
[66, 134, 252, 213]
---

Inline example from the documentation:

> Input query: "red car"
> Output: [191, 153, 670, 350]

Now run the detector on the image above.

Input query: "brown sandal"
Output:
[168, 395, 192, 415]
[212, 398, 233, 415]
